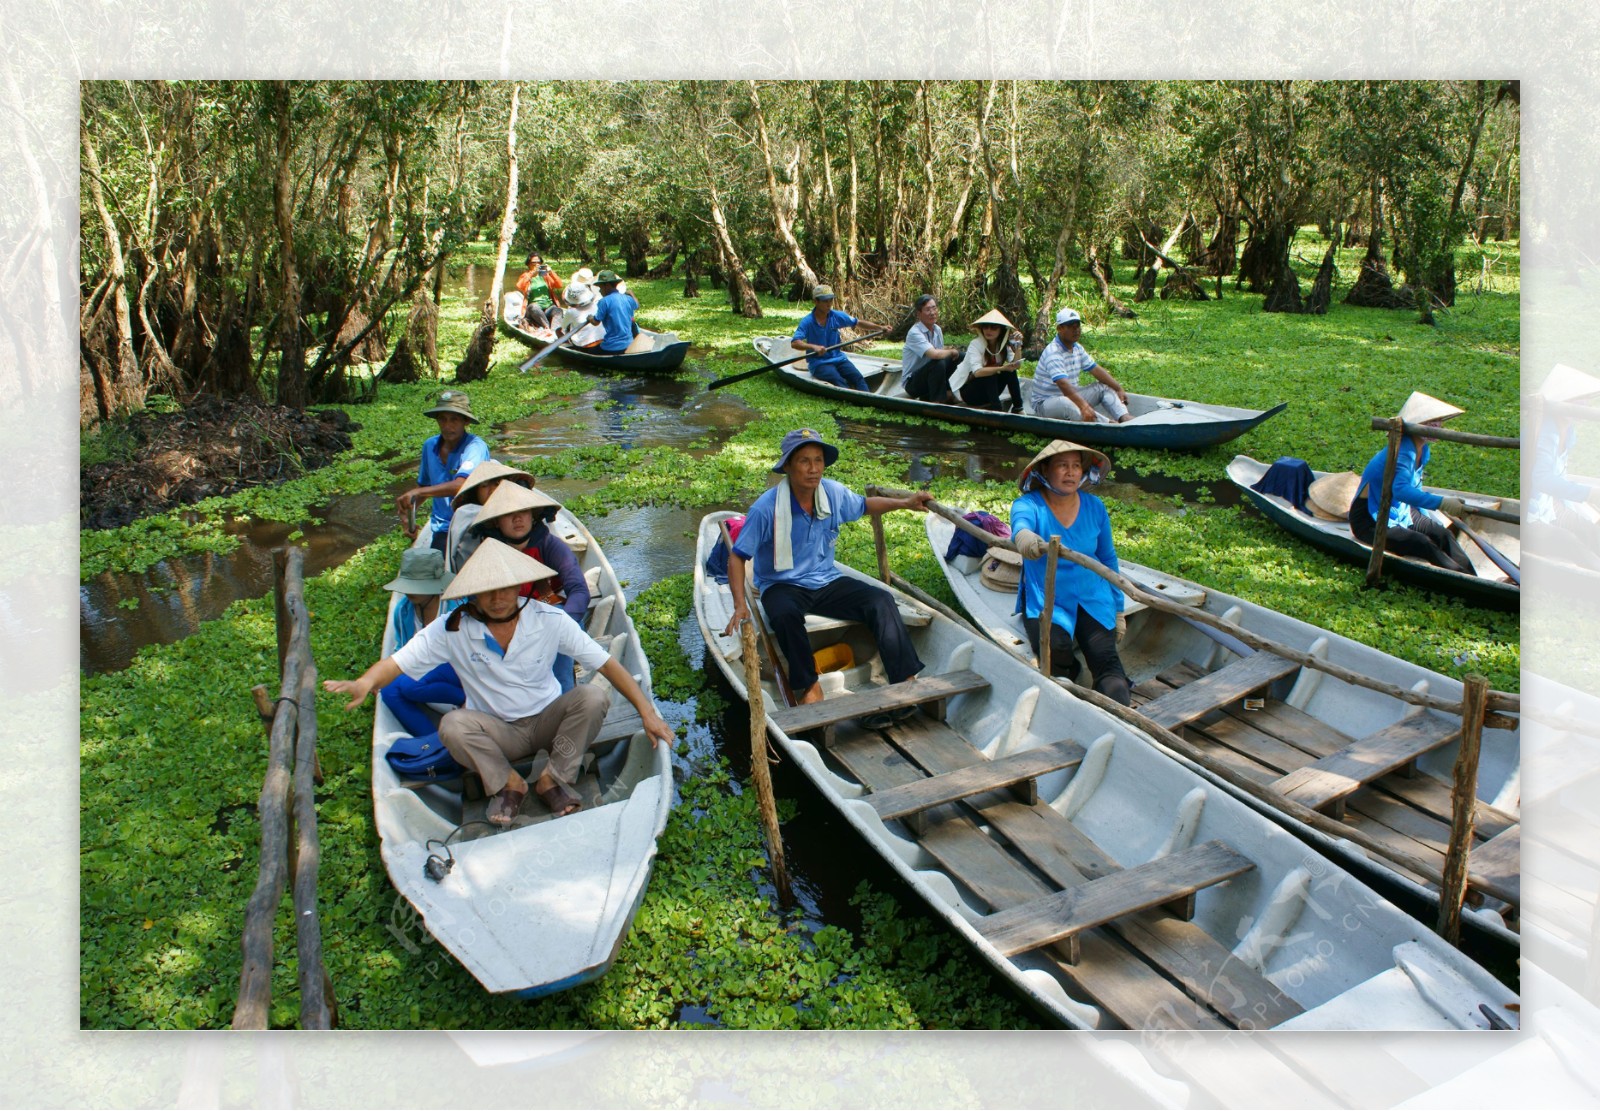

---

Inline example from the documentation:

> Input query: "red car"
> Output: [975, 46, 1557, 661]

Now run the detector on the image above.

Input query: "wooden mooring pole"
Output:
[1438, 673, 1489, 945]
[740, 616, 794, 909]
[1364, 423, 1404, 590]
[1039, 539, 1060, 678]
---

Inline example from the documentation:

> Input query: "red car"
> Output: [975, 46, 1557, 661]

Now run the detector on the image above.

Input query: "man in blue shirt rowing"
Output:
[722, 429, 932, 724]
[587, 269, 640, 354]
[395, 390, 492, 553]
[790, 284, 887, 392]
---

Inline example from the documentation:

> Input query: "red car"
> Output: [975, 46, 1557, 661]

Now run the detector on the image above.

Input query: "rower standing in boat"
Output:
[1030, 308, 1131, 423]
[470, 481, 592, 692]
[901, 294, 964, 403]
[377, 547, 467, 748]
[791, 284, 887, 393]
[586, 270, 639, 354]
[1348, 391, 1476, 575]
[1011, 440, 1132, 705]
[395, 390, 492, 554]
[952, 308, 1025, 412]
[325, 539, 674, 825]
[721, 429, 931, 721]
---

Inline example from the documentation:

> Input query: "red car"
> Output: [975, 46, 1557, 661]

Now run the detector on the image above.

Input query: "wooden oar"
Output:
[707, 329, 887, 391]
[721, 520, 797, 707]
[1448, 514, 1521, 584]
[1459, 503, 1518, 525]
[517, 324, 582, 372]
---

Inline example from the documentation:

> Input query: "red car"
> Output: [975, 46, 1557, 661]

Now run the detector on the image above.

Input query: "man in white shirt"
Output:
[325, 539, 673, 825]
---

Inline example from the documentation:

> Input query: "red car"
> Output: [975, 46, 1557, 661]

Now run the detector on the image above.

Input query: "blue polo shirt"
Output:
[792, 309, 858, 376]
[732, 477, 867, 591]
[418, 432, 491, 534]
[593, 290, 638, 353]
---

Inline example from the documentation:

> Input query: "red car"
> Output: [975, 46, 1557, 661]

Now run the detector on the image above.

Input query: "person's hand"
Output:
[722, 603, 749, 638]
[1077, 402, 1097, 423]
[1437, 495, 1467, 517]
[395, 490, 415, 513]
[1113, 383, 1128, 404]
[323, 678, 371, 711]
[641, 707, 675, 748]
[904, 491, 933, 512]
[1115, 613, 1127, 642]
[1014, 529, 1048, 560]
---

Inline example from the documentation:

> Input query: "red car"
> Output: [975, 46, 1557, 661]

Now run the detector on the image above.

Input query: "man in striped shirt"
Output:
[1029, 308, 1131, 422]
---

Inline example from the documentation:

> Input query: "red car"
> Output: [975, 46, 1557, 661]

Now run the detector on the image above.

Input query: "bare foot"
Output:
[799, 682, 825, 705]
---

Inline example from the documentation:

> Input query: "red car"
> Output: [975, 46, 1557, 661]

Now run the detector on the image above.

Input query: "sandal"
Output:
[487, 784, 527, 826]
[536, 779, 582, 818]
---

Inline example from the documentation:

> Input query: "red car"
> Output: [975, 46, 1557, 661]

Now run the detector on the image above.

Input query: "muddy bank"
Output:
[80, 395, 356, 529]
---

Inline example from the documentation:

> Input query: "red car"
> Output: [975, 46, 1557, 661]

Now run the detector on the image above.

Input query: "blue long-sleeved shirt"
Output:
[1360, 438, 1442, 529]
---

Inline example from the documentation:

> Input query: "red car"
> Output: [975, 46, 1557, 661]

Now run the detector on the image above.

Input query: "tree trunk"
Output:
[683, 248, 702, 298]
[269, 83, 306, 409]
[1302, 238, 1337, 314]
[379, 294, 439, 384]
[749, 82, 818, 294]
[808, 84, 848, 289]
[1087, 245, 1136, 319]
[80, 121, 144, 421]
[453, 300, 496, 383]
[1346, 182, 1413, 309]
[488, 83, 521, 320]
[1239, 220, 1293, 294]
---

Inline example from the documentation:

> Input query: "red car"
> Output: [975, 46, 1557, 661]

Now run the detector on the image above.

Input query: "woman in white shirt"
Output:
[952, 309, 1025, 412]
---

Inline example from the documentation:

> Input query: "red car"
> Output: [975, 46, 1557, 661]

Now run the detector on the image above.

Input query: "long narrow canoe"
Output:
[752, 337, 1287, 451]
[371, 512, 673, 997]
[694, 510, 1518, 1030]
[1228, 454, 1521, 610]
[500, 315, 691, 373]
[926, 513, 1522, 947]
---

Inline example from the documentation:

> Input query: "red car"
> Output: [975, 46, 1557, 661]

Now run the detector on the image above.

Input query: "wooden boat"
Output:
[1228, 454, 1521, 610]
[925, 512, 1522, 946]
[371, 510, 673, 997]
[499, 315, 690, 373]
[693, 510, 1519, 1030]
[752, 337, 1287, 451]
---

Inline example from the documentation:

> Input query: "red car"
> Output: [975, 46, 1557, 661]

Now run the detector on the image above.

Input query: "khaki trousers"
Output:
[439, 684, 610, 795]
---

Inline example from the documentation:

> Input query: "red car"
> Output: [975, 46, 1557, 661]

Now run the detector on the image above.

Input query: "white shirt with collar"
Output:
[391, 599, 610, 721]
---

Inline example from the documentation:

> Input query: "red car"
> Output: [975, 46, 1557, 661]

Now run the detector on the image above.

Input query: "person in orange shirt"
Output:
[514, 252, 565, 329]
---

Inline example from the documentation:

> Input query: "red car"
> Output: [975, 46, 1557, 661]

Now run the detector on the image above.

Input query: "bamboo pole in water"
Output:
[740, 615, 793, 909]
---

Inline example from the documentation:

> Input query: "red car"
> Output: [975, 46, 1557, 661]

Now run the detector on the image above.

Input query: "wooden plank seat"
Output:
[864, 715, 1305, 1028]
[768, 669, 989, 735]
[976, 840, 1256, 957]
[1140, 651, 1302, 730]
[1271, 713, 1462, 814]
[866, 739, 1085, 823]
[1467, 823, 1520, 906]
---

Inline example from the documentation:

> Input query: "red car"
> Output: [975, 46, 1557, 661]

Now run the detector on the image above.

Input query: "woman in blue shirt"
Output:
[1348, 392, 1476, 575]
[1010, 440, 1131, 705]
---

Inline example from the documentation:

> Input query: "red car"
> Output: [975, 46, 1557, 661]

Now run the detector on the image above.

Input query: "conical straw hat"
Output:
[475, 479, 561, 528]
[455, 460, 535, 506]
[1018, 439, 1111, 492]
[1539, 363, 1600, 404]
[442, 537, 557, 601]
[1397, 391, 1464, 426]
[1307, 471, 1361, 521]
[969, 308, 1016, 332]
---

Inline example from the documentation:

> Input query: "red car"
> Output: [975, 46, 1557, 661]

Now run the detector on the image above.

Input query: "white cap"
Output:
[1055, 308, 1082, 326]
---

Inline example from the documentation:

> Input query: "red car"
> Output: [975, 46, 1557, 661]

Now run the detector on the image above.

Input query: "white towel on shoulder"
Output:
[772, 476, 831, 571]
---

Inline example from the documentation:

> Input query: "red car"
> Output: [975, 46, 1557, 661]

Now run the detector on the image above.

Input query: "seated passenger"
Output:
[1347, 392, 1476, 574]
[515, 252, 565, 330]
[1030, 308, 1130, 423]
[446, 459, 537, 571]
[560, 283, 606, 349]
[901, 294, 964, 403]
[378, 548, 467, 747]
[951, 309, 1025, 412]
[1010, 440, 1131, 705]
[721, 428, 931, 725]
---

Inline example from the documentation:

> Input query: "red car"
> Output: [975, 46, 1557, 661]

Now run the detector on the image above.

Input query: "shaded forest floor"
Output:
[80, 396, 356, 529]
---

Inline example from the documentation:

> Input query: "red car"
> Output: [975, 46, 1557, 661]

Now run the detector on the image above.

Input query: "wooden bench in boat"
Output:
[976, 840, 1256, 957]
[768, 669, 989, 741]
[1140, 651, 1301, 731]
[827, 715, 1304, 1029]
[1271, 713, 1462, 816]
[866, 739, 1084, 830]
[1467, 823, 1520, 906]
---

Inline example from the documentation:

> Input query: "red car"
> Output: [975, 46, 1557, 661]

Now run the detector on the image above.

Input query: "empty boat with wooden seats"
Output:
[695, 510, 1518, 1031]
[927, 510, 1522, 948]
[369, 510, 674, 997]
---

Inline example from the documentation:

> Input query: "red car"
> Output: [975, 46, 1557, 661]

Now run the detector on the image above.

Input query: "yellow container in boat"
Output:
[813, 643, 854, 674]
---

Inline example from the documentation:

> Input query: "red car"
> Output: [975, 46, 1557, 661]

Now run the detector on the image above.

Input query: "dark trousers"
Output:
[1023, 608, 1131, 705]
[761, 576, 924, 694]
[905, 355, 962, 403]
[1349, 497, 1475, 575]
[961, 369, 1023, 411]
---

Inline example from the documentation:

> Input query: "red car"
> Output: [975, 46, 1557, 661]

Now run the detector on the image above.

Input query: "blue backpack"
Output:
[385, 731, 464, 780]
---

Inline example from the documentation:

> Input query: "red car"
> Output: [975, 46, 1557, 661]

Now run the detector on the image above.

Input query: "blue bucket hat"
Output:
[772, 428, 840, 472]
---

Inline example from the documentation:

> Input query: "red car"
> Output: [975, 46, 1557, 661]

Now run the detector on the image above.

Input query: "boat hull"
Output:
[500, 318, 690, 373]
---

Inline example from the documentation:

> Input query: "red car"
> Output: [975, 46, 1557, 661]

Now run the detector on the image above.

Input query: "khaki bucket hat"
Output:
[1018, 439, 1112, 492]
[383, 548, 454, 595]
[969, 308, 1016, 332]
[1397, 391, 1464, 426]
[475, 480, 561, 529]
[424, 389, 478, 423]
[1307, 471, 1362, 521]
[455, 460, 535, 506]
[442, 538, 557, 601]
